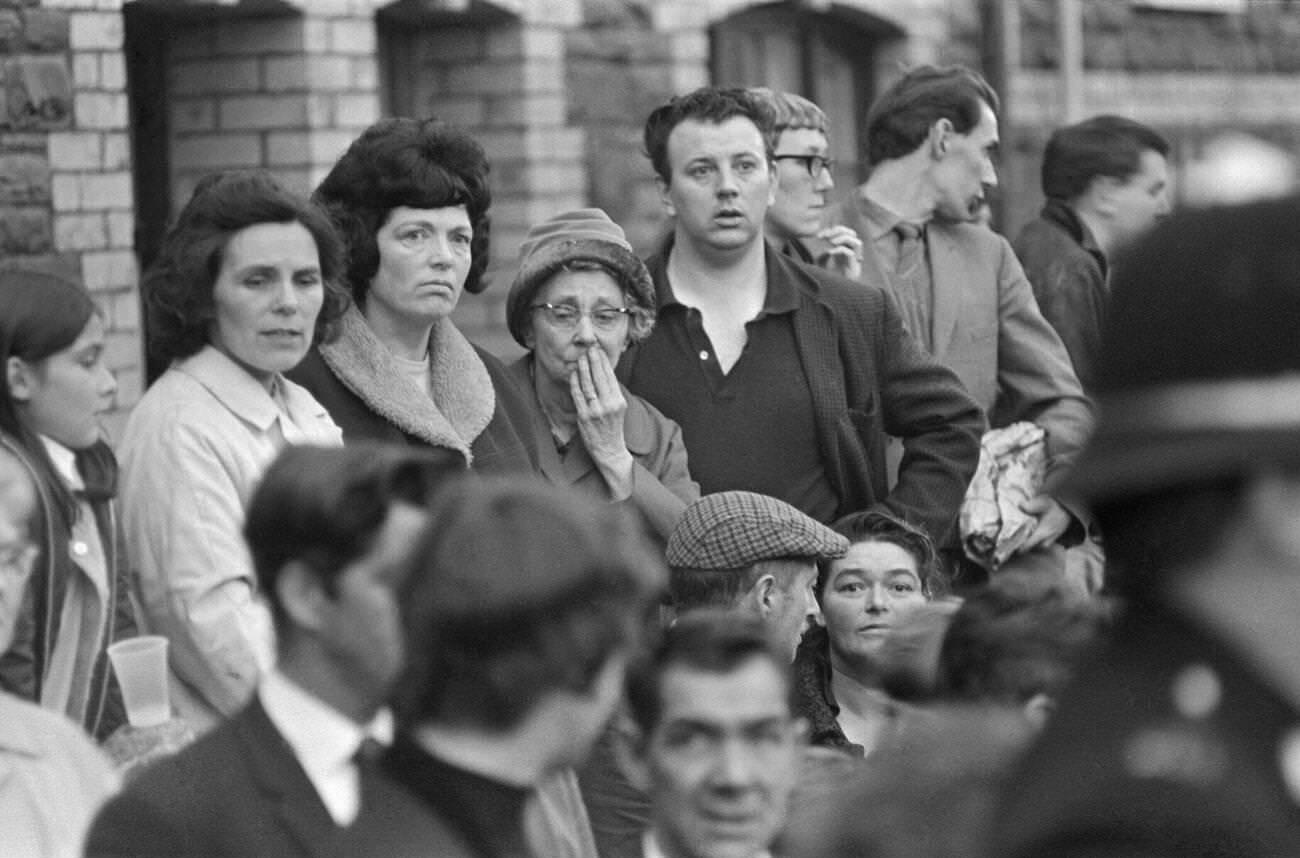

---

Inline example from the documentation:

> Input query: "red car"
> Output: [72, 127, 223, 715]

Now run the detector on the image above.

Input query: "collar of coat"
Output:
[316, 306, 495, 462]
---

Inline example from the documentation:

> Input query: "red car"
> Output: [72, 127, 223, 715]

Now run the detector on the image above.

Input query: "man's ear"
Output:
[275, 560, 330, 633]
[656, 175, 677, 218]
[1089, 176, 1122, 218]
[6, 356, 34, 404]
[750, 572, 778, 619]
[928, 118, 953, 159]
[611, 711, 654, 792]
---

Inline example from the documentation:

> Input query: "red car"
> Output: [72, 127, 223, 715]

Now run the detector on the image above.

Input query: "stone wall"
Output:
[0, 0, 139, 437]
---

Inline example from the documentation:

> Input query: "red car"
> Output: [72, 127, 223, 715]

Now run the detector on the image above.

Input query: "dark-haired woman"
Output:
[0, 270, 139, 740]
[289, 117, 537, 473]
[795, 511, 949, 756]
[119, 170, 346, 730]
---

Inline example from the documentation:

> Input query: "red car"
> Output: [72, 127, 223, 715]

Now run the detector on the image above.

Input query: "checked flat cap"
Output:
[667, 491, 849, 570]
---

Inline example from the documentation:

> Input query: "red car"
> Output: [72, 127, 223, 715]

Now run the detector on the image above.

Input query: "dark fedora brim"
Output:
[1065, 428, 1300, 502]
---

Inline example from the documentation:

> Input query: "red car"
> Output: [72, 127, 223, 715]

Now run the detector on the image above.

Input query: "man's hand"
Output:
[815, 225, 864, 280]
[1016, 493, 1072, 553]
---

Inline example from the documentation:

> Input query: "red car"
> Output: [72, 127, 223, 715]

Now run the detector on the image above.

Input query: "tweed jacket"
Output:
[85, 697, 469, 858]
[506, 356, 697, 541]
[619, 240, 985, 545]
[992, 605, 1300, 858]
[1013, 200, 1109, 395]
[289, 306, 538, 476]
[837, 194, 1093, 492]
[0, 433, 137, 741]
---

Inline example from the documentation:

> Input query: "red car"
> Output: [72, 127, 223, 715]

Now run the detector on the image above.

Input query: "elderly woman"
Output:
[504, 209, 698, 539]
[794, 511, 953, 756]
[119, 170, 346, 729]
[289, 118, 537, 473]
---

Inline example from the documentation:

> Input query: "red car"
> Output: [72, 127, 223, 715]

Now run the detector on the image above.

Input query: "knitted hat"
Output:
[1064, 196, 1300, 501]
[505, 208, 656, 348]
[667, 491, 849, 570]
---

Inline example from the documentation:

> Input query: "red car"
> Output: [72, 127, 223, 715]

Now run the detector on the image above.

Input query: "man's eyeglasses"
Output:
[773, 154, 835, 178]
[531, 303, 632, 332]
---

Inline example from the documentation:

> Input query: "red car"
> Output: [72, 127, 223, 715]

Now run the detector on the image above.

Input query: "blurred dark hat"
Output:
[667, 491, 848, 570]
[505, 208, 655, 348]
[1065, 196, 1300, 502]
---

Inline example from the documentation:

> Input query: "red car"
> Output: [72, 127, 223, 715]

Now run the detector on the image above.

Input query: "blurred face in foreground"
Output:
[634, 656, 804, 858]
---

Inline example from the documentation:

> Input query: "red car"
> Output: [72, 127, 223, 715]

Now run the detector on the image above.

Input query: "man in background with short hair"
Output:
[1013, 115, 1170, 393]
[87, 444, 462, 857]
[749, 87, 863, 278]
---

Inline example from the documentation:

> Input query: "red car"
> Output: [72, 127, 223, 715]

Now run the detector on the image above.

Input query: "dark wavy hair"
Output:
[143, 170, 348, 366]
[864, 65, 1000, 167]
[817, 510, 945, 600]
[314, 117, 493, 301]
[643, 86, 776, 184]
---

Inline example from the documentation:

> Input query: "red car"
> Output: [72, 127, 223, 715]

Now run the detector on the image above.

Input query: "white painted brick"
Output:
[102, 330, 138, 369]
[329, 19, 375, 55]
[51, 174, 81, 212]
[81, 172, 133, 210]
[106, 288, 140, 330]
[106, 210, 133, 248]
[303, 18, 329, 53]
[430, 95, 486, 127]
[266, 131, 311, 166]
[101, 51, 126, 89]
[171, 99, 216, 134]
[485, 93, 565, 127]
[173, 134, 263, 170]
[74, 92, 129, 130]
[48, 132, 101, 171]
[72, 53, 99, 88]
[101, 133, 129, 170]
[219, 95, 309, 131]
[306, 94, 334, 126]
[82, 249, 138, 291]
[333, 93, 379, 128]
[54, 213, 108, 251]
[69, 12, 123, 51]
[265, 55, 352, 92]
[351, 57, 377, 90]
[172, 58, 260, 96]
[486, 27, 563, 61]
[307, 130, 357, 166]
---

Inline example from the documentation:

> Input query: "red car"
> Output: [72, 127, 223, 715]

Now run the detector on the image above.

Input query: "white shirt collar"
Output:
[257, 670, 393, 826]
[40, 436, 82, 491]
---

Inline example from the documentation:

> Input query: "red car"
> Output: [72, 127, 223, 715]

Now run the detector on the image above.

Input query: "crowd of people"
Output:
[1, 59, 1298, 858]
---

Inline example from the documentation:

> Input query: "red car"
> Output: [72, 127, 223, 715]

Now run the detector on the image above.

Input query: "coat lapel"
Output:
[926, 224, 964, 361]
[237, 699, 341, 858]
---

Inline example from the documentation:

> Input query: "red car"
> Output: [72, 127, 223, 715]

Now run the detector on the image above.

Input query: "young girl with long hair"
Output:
[0, 269, 138, 739]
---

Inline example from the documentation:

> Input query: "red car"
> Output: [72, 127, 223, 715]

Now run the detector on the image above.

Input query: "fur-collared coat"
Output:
[289, 307, 538, 475]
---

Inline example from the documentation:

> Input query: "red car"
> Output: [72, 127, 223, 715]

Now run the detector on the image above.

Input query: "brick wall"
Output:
[0, 0, 139, 437]
[167, 9, 381, 206]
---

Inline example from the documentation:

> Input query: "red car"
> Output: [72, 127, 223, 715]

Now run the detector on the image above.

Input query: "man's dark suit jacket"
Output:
[84, 698, 472, 858]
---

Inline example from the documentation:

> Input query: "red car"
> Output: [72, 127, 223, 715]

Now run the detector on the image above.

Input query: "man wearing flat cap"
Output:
[992, 197, 1300, 858]
[580, 490, 847, 858]
[666, 490, 849, 660]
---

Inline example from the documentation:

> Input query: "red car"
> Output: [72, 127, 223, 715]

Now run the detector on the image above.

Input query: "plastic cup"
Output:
[106, 636, 171, 728]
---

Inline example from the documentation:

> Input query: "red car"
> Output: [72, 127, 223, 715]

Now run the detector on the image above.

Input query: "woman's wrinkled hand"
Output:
[570, 346, 635, 500]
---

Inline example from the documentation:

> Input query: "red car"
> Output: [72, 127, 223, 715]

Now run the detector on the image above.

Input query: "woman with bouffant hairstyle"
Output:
[120, 170, 345, 729]
[290, 117, 539, 474]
